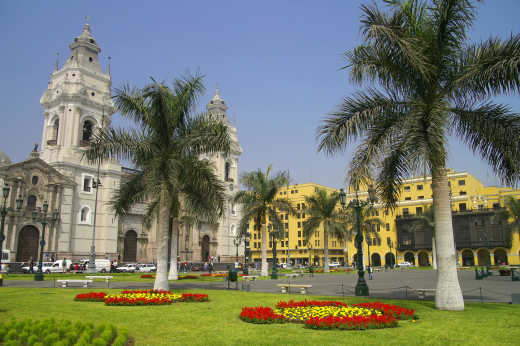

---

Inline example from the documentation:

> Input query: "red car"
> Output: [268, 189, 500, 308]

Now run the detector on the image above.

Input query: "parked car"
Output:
[190, 264, 203, 271]
[138, 263, 157, 272]
[328, 262, 341, 268]
[116, 263, 137, 273]
[81, 259, 111, 273]
[278, 262, 287, 269]
[397, 261, 413, 267]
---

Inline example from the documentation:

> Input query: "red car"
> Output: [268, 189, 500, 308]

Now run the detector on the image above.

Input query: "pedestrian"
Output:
[29, 257, 34, 273]
[183, 261, 187, 273]
[368, 266, 373, 280]
[203, 262, 208, 272]
[62, 258, 67, 272]
[209, 261, 213, 274]
[50, 255, 55, 263]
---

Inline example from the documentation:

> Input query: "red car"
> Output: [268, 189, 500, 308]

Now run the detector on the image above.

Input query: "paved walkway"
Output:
[4, 269, 519, 303]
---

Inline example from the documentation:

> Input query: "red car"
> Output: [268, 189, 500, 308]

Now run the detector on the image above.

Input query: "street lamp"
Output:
[243, 231, 251, 275]
[269, 224, 278, 279]
[233, 236, 241, 264]
[32, 201, 59, 281]
[0, 185, 23, 281]
[339, 185, 377, 296]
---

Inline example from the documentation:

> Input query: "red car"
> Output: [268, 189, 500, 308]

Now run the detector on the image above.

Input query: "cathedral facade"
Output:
[0, 22, 243, 265]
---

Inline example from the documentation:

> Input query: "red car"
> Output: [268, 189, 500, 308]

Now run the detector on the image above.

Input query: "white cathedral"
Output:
[0, 22, 243, 265]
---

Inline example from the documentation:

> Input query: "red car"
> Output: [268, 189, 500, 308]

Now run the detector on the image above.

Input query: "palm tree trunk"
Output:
[154, 189, 170, 291]
[432, 168, 464, 310]
[324, 230, 329, 273]
[261, 223, 268, 277]
[432, 235, 438, 269]
[168, 219, 179, 280]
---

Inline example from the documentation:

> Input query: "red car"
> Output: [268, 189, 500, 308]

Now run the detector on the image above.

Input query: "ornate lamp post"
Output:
[32, 201, 59, 281]
[0, 185, 23, 280]
[243, 231, 250, 275]
[269, 224, 278, 279]
[233, 236, 241, 263]
[339, 185, 377, 296]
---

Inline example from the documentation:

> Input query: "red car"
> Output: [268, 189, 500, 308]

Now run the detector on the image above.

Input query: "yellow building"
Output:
[249, 169, 520, 267]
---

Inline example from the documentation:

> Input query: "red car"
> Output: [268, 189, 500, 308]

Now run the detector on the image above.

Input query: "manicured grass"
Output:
[1, 288, 519, 345]
[1, 272, 228, 282]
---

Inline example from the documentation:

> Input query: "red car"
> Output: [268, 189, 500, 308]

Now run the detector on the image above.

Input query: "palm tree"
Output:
[302, 188, 346, 273]
[317, 0, 520, 310]
[234, 166, 293, 277]
[85, 74, 230, 290]
[344, 205, 384, 268]
[408, 206, 437, 269]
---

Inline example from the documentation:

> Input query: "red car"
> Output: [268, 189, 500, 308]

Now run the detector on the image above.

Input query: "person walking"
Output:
[29, 257, 34, 273]
[368, 266, 373, 280]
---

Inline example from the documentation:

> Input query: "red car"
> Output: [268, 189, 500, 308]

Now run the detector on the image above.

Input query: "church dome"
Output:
[0, 151, 11, 166]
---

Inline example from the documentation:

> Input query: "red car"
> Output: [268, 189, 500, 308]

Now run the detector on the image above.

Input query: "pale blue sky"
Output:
[1, 0, 519, 189]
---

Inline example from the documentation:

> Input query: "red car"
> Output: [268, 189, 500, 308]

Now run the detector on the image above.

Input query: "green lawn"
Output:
[1, 288, 519, 345]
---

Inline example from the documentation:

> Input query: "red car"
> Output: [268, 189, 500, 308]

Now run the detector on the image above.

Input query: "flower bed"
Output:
[178, 275, 198, 280]
[0, 318, 129, 345]
[239, 307, 285, 324]
[140, 274, 154, 279]
[74, 292, 107, 302]
[104, 290, 178, 306]
[240, 300, 417, 330]
[199, 273, 212, 277]
[178, 293, 209, 302]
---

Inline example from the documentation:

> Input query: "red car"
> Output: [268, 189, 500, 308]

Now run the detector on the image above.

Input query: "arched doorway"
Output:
[385, 252, 395, 268]
[477, 249, 490, 266]
[418, 252, 430, 266]
[462, 250, 475, 266]
[494, 249, 508, 265]
[123, 230, 137, 262]
[404, 252, 415, 265]
[201, 235, 210, 262]
[16, 226, 39, 262]
[371, 253, 381, 267]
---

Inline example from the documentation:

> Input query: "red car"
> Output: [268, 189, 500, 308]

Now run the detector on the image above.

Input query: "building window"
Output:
[302, 203, 306, 210]
[225, 162, 231, 182]
[297, 203, 300, 210]
[492, 203, 500, 209]
[385, 209, 389, 216]
[417, 185, 423, 190]
[403, 208, 409, 216]
[80, 207, 89, 222]
[386, 223, 390, 231]
[254, 233, 257, 240]
[297, 222, 301, 228]
[405, 197, 411, 201]
[459, 203, 467, 211]
[404, 186, 410, 191]
[303, 240, 307, 246]
[460, 191, 467, 196]
[302, 213, 306, 218]
[418, 196, 424, 199]
[27, 195, 37, 210]
[32, 176, 39, 185]
[297, 231, 301, 237]
[298, 240, 302, 246]
[458, 180, 466, 186]
[83, 176, 93, 192]
[269, 242, 272, 248]
[82, 120, 93, 141]
[416, 207, 423, 215]
[377, 224, 380, 232]
[231, 203, 236, 216]
[285, 214, 288, 220]
[53, 119, 59, 143]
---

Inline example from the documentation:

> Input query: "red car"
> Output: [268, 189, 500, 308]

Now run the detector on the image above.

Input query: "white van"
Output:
[82, 259, 111, 273]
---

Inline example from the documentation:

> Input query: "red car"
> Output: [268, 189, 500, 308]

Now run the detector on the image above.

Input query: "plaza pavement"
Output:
[4, 269, 519, 303]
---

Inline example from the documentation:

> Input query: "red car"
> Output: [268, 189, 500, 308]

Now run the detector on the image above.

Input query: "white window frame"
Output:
[81, 173, 94, 194]
[79, 205, 91, 224]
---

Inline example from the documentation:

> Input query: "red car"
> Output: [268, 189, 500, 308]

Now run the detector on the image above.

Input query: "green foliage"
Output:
[0, 317, 130, 346]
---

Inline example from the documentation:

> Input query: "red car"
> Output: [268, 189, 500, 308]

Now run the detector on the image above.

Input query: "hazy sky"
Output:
[2, 0, 519, 189]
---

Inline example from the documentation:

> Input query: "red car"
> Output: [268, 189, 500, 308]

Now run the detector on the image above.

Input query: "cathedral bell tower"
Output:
[39, 19, 115, 165]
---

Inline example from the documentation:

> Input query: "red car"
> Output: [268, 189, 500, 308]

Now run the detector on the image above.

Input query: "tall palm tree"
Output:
[234, 166, 293, 277]
[408, 206, 438, 268]
[344, 205, 384, 268]
[85, 74, 230, 290]
[302, 188, 346, 273]
[317, 0, 520, 310]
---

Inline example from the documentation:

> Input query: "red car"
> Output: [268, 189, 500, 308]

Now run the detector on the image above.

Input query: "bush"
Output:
[0, 319, 132, 346]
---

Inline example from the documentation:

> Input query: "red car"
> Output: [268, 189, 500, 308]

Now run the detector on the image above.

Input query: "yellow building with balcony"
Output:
[249, 169, 520, 267]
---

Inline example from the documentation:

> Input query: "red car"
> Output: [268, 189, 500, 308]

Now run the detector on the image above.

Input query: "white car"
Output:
[328, 262, 341, 268]
[397, 261, 413, 267]
[22, 262, 53, 273]
[138, 263, 156, 272]
[116, 263, 137, 272]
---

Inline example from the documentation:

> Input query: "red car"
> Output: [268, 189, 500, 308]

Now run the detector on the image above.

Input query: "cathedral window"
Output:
[82, 175, 93, 193]
[27, 195, 37, 210]
[32, 176, 39, 185]
[231, 202, 236, 216]
[89, 57, 93, 62]
[82, 120, 93, 141]
[225, 162, 232, 182]
[80, 207, 89, 222]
